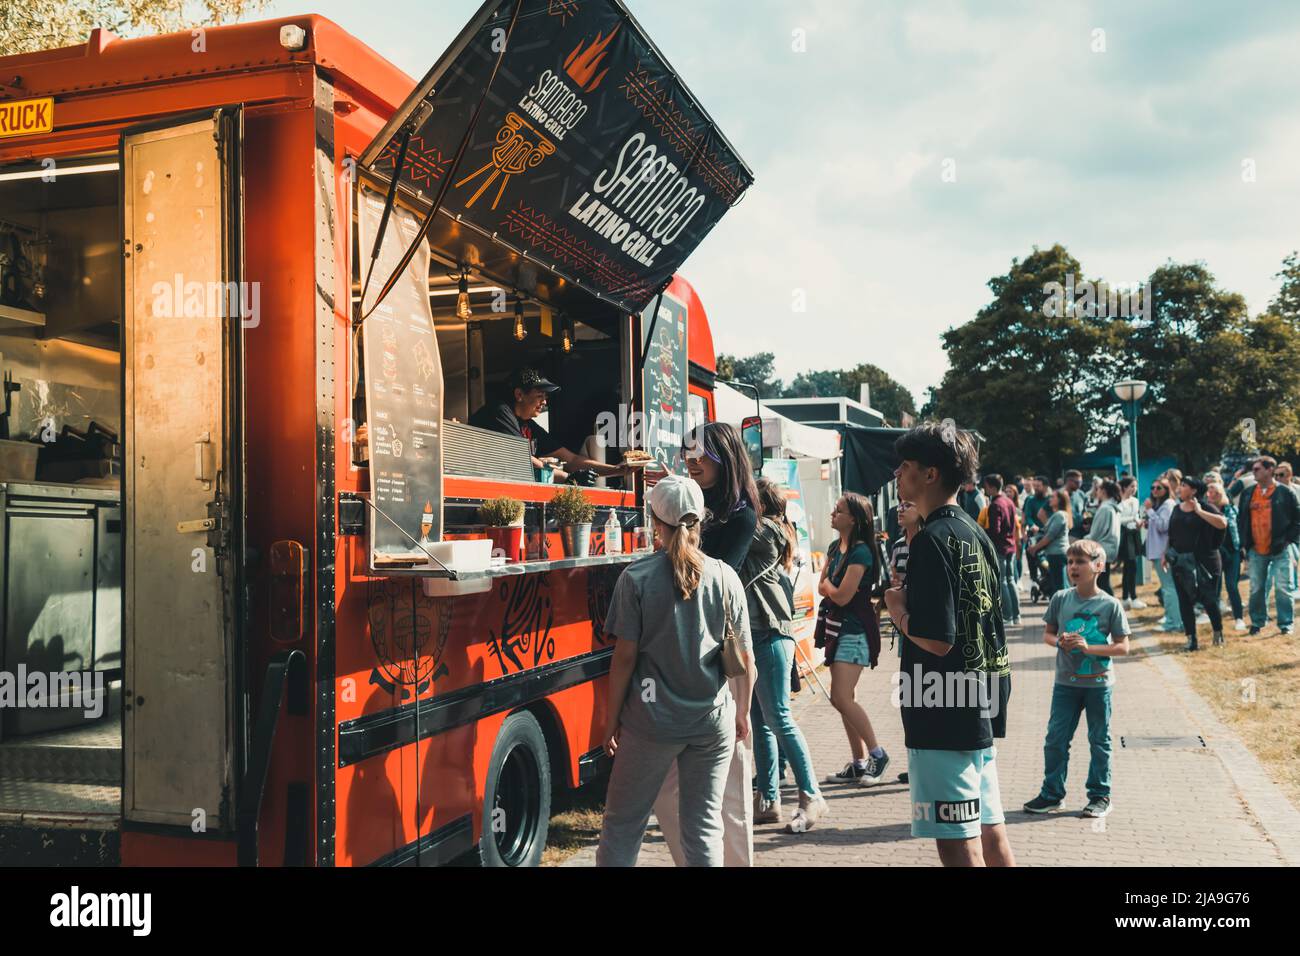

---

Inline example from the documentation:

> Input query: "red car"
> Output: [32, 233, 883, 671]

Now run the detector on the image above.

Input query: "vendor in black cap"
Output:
[469, 367, 634, 483]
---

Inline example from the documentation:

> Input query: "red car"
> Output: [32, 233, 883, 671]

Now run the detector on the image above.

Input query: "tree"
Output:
[1269, 250, 1300, 325]
[929, 244, 1130, 476]
[784, 363, 917, 426]
[715, 351, 783, 398]
[1127, 262, 1257, 473]
[1, 1, 267, 56]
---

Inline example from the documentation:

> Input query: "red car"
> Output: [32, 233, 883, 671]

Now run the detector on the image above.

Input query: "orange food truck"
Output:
[0, 1, 755, 866]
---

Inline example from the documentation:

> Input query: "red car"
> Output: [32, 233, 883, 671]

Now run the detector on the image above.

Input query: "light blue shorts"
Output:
[832, 631, 872, 667]
[908, 746, 1005, 839]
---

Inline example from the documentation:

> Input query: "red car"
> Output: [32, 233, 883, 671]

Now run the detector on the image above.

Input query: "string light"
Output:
[456, 270, 472, 320]
[513, 293, 527, 341]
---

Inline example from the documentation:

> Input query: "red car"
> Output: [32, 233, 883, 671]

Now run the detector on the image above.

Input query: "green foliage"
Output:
[785, 363, 917, 426]
[478, 496, 524, 527]
[1270, 251, 1300, 325]
[930, 244, 1128, 476]
[1, 1, 269, 56]
[931, 248, 1300, 476]
[550, 486, 595, 526]
[716, 351, 783, 398]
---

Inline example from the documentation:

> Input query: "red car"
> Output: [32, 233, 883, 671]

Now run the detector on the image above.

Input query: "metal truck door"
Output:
[122, 109, 244, 829]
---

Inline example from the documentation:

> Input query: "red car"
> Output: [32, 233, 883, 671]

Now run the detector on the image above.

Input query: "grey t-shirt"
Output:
[604, 553, 752, 740]
[1043, 587, 1130, 687]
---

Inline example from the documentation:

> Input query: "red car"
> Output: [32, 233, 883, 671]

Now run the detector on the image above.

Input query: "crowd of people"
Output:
[593, 421, 1298, 867]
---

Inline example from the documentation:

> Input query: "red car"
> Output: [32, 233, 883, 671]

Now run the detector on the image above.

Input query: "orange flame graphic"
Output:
[564, 24, 620, 93]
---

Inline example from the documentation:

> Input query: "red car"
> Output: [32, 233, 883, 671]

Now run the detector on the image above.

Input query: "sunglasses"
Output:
[681, 440, 721, 465]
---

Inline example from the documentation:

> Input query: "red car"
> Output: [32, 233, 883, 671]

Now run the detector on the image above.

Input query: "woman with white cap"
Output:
[596, 474, 756, 867]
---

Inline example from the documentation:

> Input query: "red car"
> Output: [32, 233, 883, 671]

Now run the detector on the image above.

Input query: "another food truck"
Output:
[0, 0, 752, 866]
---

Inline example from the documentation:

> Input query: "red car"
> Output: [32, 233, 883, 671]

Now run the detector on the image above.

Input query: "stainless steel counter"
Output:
[381, 551, 648, 597]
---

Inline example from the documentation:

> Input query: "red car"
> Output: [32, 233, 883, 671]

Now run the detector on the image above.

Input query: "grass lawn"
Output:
[541, 779, 606, 866]
[1120, 571, 1300, 810]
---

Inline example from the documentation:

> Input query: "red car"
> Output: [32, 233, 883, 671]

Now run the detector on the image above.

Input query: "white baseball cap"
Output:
[649, 474, 705, 528]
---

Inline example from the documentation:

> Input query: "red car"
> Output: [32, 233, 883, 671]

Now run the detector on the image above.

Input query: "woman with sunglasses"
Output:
[1144, 477, 1182, 632]
[653, 421, 759, 865]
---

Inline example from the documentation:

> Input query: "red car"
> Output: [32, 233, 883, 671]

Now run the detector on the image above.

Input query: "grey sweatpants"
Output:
[596, 719, 735, 867]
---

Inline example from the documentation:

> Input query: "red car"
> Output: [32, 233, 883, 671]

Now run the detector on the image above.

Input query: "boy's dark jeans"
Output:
[1039, 683, 1112, 802]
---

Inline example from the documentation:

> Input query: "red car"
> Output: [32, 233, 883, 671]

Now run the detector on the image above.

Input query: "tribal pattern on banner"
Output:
[364, 0, 754, 315]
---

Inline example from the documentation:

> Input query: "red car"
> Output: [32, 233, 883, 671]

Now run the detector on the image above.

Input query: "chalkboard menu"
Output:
[641, 290, 689, 475]
[358, 187, 444, 566]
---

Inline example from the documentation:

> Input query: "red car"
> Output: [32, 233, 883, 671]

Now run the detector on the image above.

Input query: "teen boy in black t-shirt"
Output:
[883, 422, 1015, 867]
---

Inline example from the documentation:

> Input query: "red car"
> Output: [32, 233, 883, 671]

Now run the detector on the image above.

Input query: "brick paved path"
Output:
[567, 576, 1300, 867]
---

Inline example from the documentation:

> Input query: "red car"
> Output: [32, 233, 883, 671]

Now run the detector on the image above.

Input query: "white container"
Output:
[422, 538, 493, 574]
[604, 510, 623, 555]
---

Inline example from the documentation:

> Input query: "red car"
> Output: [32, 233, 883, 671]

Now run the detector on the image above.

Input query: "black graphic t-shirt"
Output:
[901, 504, 1012, 751]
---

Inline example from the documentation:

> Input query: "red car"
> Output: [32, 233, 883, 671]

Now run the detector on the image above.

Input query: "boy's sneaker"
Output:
[1129, 598, 1148, 609]
[826, 762, 866, 783]
[1234, 618, 1247, 632]
[1282, 625, 1294, 636]
[1011, 616, 1023, 626]
[1249, 626, 1263, 636]
[1082, 796, 1112, 818]
[1022, 795, 1062, 814]
[1195, 612, 1210, 625]
[857, 751, 891, 786]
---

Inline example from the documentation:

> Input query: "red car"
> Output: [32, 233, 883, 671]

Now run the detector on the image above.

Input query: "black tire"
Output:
[479, 711, 551, 867]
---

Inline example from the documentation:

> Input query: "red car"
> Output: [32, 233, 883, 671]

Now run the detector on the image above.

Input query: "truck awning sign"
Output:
[360, 0, 754, 316]
[0, 97, 54, 139]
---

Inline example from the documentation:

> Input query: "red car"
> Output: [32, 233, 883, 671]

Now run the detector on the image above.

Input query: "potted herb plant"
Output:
[479, 496, 526, 562]
[551, 485, 595, 558]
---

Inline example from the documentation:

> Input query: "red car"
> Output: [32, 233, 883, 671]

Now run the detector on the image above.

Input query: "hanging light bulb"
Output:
[513, 294, 527, 341]
[456, 272, 472, 320]
[561, 316, 573, 353]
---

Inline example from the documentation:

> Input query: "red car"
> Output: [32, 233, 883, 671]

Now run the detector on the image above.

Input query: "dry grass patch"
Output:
[1124, 574, 1300, 808]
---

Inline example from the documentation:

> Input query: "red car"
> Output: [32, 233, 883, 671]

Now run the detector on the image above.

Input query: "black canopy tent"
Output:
[834, 425, 906, 497]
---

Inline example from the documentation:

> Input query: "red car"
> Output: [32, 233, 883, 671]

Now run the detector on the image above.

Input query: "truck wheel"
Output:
[479, 711, 551, 867]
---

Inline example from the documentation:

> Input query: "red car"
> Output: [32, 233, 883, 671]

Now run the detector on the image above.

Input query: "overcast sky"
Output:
[265, 0, 1300, 405]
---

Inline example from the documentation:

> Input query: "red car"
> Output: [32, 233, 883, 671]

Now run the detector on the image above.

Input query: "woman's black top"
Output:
[701, 486, 758, 572]
[1168, 500, 1226, 571]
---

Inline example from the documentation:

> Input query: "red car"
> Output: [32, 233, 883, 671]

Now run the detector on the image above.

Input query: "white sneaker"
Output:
[1235, 618, 1247, 632]
[1129, 599, 1148, 609]
[1196, 613, 1210, 625]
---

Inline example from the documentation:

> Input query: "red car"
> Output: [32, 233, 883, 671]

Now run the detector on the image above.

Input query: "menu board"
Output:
[358, 186, 444, 566]
[641, 290, 689, 475]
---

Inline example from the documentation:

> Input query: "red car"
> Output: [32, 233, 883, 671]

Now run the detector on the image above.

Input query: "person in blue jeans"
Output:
[1023, 540, 1131, 818]
[744, 478, 827, 833]
[1028, 489, 1072, 598]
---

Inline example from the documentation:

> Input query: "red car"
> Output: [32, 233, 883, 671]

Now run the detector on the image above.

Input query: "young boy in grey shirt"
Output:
[1023, 539, 1130, 819]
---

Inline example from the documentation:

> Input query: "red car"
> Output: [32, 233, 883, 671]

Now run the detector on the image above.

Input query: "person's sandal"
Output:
[786, 791, 828, 833]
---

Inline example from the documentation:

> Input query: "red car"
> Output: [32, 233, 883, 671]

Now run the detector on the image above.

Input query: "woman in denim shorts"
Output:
[819, 493, 891, 787]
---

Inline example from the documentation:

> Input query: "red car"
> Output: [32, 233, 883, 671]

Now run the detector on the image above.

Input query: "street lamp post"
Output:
[1114, 379, 1148, 586]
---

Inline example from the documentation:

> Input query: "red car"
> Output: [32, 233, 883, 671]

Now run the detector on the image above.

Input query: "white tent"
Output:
[713, 382, 841, 461]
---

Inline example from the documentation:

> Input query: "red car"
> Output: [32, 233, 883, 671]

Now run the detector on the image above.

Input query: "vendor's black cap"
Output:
[511, 368, 560, 393]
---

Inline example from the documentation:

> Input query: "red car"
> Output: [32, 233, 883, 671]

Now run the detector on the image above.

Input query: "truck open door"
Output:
[121, 109, 245, 831]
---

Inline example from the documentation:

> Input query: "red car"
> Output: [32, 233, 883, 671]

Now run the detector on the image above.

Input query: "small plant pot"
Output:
[559, 523, 592, 558]
[485, 525, 525, 563]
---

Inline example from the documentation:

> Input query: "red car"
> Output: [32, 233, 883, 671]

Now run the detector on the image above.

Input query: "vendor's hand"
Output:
[883, 585, 906, 619]
[602, 722, 621, 757]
